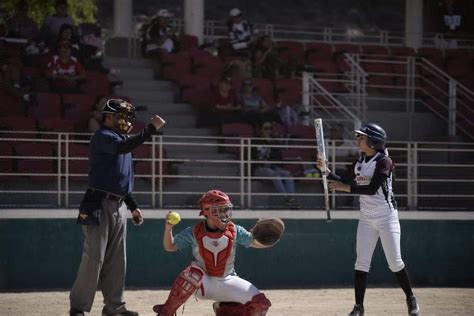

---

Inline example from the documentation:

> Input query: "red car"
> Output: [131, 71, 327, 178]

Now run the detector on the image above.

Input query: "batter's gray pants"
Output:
[70, 198, 128, 313]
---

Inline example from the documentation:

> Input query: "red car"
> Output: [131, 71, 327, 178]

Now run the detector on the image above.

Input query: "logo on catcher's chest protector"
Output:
[202, 236, 230, 266]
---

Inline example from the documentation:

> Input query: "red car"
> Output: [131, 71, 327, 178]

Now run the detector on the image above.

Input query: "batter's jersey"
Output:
[354, 152, 397, 217]
[173, 221, 253, 277]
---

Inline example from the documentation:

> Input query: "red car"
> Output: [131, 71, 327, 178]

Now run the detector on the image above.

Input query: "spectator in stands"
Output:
[240, 79, 272, 126]
[39, 0, 75, 45]
[88, 95, 107, 133]
[275, 96, 299, 127]
[252, 120, 300, 209]
[253, 35, 281, 80]
[45, 42, 85, 93]
[1, 51, 36, 110]
[6, 1, 38, 40]
[227, 8, 258, 52]
[79, 23, 104, 70]
[212, 77, 241, 124]
[55, 23, 81, 58]
[143, 9, 178, 58]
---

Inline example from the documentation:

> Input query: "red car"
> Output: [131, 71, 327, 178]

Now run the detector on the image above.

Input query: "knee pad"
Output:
[214, 293, 271, 316]
[153, 265, 204, 316]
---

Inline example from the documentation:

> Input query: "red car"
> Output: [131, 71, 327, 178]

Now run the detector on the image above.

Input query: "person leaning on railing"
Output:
[252, 120, 301, 209]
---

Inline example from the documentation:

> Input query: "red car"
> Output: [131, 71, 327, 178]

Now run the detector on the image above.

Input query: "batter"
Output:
[317, 123, 420, 316]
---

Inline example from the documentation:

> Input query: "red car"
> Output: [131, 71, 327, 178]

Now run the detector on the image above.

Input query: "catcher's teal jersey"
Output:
[173, 222, 253, 276]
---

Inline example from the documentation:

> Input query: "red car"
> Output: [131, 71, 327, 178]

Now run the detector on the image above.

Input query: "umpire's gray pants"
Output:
[70, 198, 128, 313]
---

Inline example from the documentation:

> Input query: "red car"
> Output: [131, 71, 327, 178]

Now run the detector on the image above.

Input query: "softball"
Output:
[167, 211, 181, 225]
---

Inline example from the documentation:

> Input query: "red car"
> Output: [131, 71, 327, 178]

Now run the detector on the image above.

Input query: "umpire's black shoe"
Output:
[406, 295, 420, 315]
[69, 308, 85, 316]
[348, 304, 364, 316]
[102, 309, 139, 316]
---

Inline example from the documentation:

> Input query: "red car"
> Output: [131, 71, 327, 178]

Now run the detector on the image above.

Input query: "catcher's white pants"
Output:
[196, 274, 260, 304]
[355, 211, 405, 273]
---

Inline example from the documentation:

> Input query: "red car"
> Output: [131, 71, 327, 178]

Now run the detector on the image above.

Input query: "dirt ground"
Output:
[0, 288, 473, 315]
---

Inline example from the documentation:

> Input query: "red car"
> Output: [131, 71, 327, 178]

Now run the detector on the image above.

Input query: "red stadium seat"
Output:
[0, 143, 14, 179]
[0, 92, 23, 115]
[417, 48, 443, 67]
[252, 78, 274, 107]
[361, 45, 390, 55]
[0, 116, 37, 133]
[28, 92, 62, 119]
[15, 142, 55, 156]
[333, 44, 361, 55]
[276, 78, 302, 93]
[177, 73, 212, 91]
[310, 58, 339, 73]
[17, 160, 55, 181]
[181, 87, 213, 111]
[277, 41, 305, 65]
[83, 71, 110, 97]
[161, 52, 192, 82]
[287, 124, 314, 139]
[65, 143, 89, 180]
[305, 42, 333, 62]
[179, 34, 199, 51]
[39, 118, 76, 132]
[221, 123, 254, 137]
[281, 148, 304, 176]
[389, 46, 415, 56]
[221, 123, 254, 154]
[63, 93, 95, 112]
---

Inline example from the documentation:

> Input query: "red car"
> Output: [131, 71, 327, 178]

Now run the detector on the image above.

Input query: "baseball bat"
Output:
[314, 118, 332, 222]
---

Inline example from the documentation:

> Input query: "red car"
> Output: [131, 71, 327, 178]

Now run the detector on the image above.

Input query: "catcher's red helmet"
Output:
[198, 190, 233, 230]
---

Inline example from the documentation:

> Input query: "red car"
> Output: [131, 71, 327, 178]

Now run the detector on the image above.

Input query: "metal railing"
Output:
[1, 131, 473, 210]
[341, 53, 474, 139]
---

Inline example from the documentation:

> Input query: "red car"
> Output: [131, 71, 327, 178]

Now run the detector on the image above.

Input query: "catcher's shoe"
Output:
[348, 304, 364, 316]
[152, 304, 176, 316]
[406, 295, 419, 315]
[69, 308, 84, 316]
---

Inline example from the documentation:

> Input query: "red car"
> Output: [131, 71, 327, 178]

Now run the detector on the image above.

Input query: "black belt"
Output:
[89, 188, 125, 204]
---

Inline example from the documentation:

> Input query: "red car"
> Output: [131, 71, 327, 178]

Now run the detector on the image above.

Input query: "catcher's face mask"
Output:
[114, 111, 136, 134]
[208, 203, 233, 230]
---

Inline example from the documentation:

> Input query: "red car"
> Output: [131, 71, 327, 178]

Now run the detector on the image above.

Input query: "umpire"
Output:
[69, 99, 165, 316]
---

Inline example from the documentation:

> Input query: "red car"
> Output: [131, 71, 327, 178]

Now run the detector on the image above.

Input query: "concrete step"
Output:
[163, 127, 215, 137]
[136, 113, 197, 129]
[117, 68, 154, 81]
[104, 57, 153, 68]
[121, 80, 175, 91]
[366, 111, 446, 141]
[177, 162, 240, 176]
[119, 89, 176, 103]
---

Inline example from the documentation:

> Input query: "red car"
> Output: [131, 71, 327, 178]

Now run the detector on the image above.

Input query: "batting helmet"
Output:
[198, 190, 233, 230]
[354, 123, 387, 150]
[101, 99, 137, 133]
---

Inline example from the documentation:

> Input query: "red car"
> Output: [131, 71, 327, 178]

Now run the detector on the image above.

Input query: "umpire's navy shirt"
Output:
[89, 127, 134, 195]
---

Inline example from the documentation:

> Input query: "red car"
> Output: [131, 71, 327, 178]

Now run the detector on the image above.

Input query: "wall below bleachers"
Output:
[1, 214, 473, 290]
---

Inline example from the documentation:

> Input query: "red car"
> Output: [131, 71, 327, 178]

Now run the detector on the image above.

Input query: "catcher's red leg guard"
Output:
[214, 293, 271, 316]
[152, 265, 204, 316]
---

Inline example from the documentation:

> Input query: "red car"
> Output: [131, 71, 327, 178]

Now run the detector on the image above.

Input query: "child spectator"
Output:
[240, 79, 271, 126]
[45, 42, 85, 93]
[275, 96, 299, 127]
[211, 77, 241, 124]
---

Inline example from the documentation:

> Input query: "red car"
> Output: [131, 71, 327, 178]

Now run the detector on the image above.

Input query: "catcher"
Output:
[153, 189, 284, 316]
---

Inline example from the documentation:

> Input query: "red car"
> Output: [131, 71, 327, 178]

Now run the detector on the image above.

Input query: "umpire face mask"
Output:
[114, 111, 136, 134]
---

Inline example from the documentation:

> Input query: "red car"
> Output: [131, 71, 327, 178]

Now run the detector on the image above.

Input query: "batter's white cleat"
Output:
[406, 295, 419, 315]
[348, 304, 364, 316]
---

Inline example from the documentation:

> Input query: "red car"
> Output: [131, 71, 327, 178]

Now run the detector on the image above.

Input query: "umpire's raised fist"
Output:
[151, 115, 166, 130]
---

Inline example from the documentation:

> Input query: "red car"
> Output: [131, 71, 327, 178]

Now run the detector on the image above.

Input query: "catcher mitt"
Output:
[251, 217, 285, 247]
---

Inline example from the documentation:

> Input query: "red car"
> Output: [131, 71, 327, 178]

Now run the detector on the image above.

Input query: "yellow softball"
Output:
[167, 211, 181, 225]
